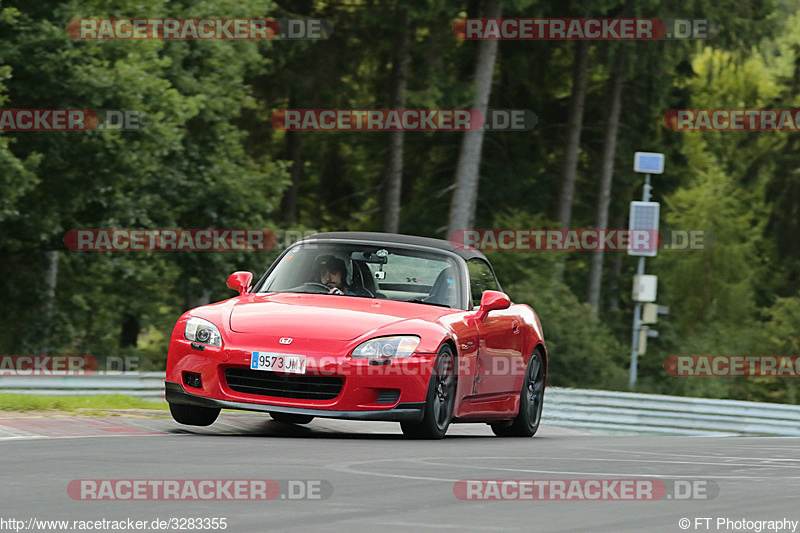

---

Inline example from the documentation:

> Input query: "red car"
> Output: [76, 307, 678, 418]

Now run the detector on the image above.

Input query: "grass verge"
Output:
[0, 393, 168, 414]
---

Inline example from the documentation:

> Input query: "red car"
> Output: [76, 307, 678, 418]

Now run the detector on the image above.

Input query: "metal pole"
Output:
[629, 174, 651, 390]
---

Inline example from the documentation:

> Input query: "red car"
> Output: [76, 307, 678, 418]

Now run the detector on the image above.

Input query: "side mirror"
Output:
[226, 271, 253, 296]
[475, 290, 510, 322]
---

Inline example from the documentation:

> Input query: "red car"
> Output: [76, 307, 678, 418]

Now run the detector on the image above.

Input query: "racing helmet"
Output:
[313, 254, 348, 283]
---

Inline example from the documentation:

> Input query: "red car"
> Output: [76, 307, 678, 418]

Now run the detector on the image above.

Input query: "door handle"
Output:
[512, 320, 521, 334]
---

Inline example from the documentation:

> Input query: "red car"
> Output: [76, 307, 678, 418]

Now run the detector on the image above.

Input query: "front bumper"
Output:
[166, 382, 425, 422]
[166, 335, 436, 412]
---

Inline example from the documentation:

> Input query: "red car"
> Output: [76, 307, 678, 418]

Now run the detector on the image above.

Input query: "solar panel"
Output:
[628, 201, 660, 257]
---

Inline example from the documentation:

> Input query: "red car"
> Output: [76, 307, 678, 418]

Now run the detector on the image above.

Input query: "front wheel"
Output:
[169, 403, 220, 427]
[401, 344, 456, 439]
[491, 348, 545, 437]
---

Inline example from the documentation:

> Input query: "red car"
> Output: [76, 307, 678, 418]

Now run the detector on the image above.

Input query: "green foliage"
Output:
[633, 10, 800, 402]
[0, 0, 797, 408]
[0, 0, 288, 357]
[486, 211, 628, 389]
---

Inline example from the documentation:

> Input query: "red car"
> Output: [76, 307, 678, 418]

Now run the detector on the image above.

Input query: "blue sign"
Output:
[633, 152, 664, 174]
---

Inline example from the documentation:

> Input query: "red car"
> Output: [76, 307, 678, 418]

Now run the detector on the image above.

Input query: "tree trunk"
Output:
[119, 314, 140, 348]
[40, 250, 59, 355]
[587, 47, 627, 313]
[446, 0, 502, 234]
[382, 9, 410, 233]
[556, 40, 590, 229]
[279, 91, 302, 223]
[607, 212, 625, 313]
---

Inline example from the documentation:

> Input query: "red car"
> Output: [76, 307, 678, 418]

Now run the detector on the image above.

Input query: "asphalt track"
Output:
[1, 412, 799, 533]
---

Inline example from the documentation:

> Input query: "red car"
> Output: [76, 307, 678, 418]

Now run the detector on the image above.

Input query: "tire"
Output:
[491, 348, 545, 437]
[401, 344, 456, 439]
[269, 412, 314, 425]
[169, 403, 220, 427]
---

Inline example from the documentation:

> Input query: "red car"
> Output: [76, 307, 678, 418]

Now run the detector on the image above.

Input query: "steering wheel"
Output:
[298, 282, 335, 293]
[295, 282, 374, 297]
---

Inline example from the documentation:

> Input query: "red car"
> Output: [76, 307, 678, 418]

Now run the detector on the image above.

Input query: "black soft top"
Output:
[300, 231, 488, 262]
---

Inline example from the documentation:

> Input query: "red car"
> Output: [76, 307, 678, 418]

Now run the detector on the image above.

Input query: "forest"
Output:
[1, 0, 798, 403]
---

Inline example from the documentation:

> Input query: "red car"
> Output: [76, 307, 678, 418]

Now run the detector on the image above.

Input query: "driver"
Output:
[315, 255, 350, 294]
[313, 254, 373, 297]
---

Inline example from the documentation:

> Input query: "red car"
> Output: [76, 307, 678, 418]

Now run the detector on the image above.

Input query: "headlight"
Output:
[352, 336, 420, 359]
[184, 317, 222, 347]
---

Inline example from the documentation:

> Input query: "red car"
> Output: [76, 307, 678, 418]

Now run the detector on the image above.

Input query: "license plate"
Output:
[250, 352, 306, 374]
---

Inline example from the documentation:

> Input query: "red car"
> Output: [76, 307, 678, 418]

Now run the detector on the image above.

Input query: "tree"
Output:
[447, 0, 502, 234]
[587, 45, 627, 312]
[556, 40, 590, 229]
[0, 0, 288, 355]
[381, 8, 410, 233]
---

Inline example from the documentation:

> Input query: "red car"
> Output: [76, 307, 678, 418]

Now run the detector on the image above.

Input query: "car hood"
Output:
[228, 293, 447, 341]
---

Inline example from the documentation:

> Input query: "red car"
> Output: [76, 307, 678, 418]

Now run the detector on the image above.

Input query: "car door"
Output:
[467, 259, 524, 398]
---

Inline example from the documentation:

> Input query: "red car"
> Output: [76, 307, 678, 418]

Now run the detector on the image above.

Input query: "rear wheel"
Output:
[491, 348, 545, 437]
[401, 344, 456, 439]
[169, 403, 220, 427]
[269, 412, 314, 425]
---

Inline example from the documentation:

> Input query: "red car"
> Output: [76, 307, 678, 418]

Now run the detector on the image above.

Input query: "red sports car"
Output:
[165, 232, 547, 438]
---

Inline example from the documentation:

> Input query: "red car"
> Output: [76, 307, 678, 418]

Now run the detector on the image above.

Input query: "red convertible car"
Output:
[165, 232, 547, 438]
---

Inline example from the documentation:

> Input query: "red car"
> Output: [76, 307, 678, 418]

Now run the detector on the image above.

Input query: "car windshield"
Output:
[258, 242, 462, 308]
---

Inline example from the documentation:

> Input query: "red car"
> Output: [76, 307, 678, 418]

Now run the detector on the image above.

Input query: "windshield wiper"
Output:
[405, 298, 451, 308]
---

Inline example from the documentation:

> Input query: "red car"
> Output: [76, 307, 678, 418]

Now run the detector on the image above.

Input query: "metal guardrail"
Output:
[542, 388, 800, 436]
[2, 373, 800, 436]
[0, 372, 166, 400]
